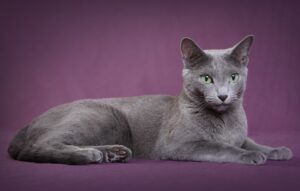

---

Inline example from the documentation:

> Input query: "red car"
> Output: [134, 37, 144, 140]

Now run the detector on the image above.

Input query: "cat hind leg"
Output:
[16, 141, 132, 164]
[17, 144, 104, 165]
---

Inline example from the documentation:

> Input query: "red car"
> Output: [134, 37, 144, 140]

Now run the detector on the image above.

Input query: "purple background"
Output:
[0, 0, 299, 191]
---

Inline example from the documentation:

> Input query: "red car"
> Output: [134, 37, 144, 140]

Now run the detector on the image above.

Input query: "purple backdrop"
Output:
[0, 0, 300, 191]
[1, 0, 299, 134]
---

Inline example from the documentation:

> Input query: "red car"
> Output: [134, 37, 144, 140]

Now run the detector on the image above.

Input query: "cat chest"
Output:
[201, 113, 248, 147]
[213, 126, 247, 147]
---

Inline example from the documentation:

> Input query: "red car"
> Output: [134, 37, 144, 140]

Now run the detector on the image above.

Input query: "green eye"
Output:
[200, 75, 213, 84]
[230, 73, 239, 82]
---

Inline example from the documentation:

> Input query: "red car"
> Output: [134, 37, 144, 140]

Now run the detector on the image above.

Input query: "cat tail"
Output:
[7, 125, 29, 159]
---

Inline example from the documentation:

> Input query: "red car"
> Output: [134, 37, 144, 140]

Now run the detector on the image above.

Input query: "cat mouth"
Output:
[210, 103, 231, 112]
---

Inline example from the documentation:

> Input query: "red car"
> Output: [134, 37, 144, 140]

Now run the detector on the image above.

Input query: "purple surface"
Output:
[0, 131, 300, 191]
[0, 0, 300, 191]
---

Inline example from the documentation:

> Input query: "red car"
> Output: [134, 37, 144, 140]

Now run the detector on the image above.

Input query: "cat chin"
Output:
[209, 104, 231, 113]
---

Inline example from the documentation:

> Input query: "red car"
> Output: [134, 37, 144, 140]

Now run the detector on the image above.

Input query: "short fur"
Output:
[8, 36, 293, 165]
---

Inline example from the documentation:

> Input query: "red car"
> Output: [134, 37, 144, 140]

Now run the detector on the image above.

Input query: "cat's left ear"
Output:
[230, 35, 254, 65]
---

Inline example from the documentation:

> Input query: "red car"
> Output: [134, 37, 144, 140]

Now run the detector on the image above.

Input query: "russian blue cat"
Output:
[8, 35, 293, 165]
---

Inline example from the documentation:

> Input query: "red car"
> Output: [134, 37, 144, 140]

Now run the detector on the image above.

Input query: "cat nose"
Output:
[218, 95, 228, 102]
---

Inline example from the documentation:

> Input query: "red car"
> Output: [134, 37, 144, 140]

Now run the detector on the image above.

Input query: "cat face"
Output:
[181, 36, 254, 112]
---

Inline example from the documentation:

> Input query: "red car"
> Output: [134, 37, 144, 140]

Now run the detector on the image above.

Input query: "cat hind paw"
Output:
[104, 145, 132, 163]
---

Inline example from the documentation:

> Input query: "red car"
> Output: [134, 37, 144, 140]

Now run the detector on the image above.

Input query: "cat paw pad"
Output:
[105, 145, 132, 163]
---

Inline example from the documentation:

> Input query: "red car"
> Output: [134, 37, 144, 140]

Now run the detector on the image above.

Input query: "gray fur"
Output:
[8, 35, 293, 165]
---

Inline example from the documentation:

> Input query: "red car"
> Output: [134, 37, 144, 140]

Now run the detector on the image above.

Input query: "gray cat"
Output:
[8, 35, 293, 165]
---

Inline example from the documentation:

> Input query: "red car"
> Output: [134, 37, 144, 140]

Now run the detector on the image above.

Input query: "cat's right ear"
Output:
[180, 37, 207, 67]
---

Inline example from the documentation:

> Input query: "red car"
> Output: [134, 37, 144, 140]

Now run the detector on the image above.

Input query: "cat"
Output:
[8, 35, 293, 165]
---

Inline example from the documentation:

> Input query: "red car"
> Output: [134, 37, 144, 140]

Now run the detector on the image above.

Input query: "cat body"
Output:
[8, 36, 292, 165]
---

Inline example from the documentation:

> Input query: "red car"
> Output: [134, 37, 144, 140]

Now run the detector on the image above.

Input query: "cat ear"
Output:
[230, 35, 254, 65]
[180, 37, 207, 67]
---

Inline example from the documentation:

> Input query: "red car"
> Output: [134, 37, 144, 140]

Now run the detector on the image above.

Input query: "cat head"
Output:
[180, 35, 254, 112]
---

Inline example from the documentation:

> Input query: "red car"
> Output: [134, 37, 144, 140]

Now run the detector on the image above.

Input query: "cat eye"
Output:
[230, 73, 239, 83]
[200, 75, 213, 84]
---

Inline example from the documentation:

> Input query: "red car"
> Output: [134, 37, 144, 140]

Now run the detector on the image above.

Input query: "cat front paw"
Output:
[240, 151, 267, 165]
[268, 147, 293, 160]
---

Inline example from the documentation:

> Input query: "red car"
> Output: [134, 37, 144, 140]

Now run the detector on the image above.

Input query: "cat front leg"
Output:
[241, 137, 293, 160]
[160, 141, 267, 165]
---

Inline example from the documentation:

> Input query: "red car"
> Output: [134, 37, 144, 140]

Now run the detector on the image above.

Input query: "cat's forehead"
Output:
[204, 48, 232, 64]
[203, 49, 238, 70]
[186, 48, 245, 76]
